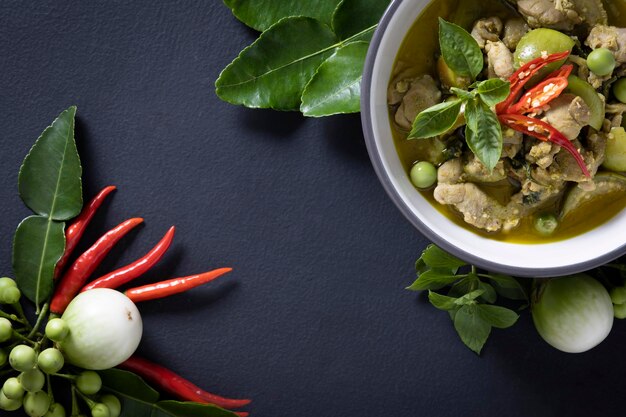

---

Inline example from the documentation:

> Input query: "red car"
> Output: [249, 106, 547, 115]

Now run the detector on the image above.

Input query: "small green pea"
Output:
[37, 348, 64, 374]
[0, 317, 12, 342]
[2, 377, 25, 400]
[0, 389, 21, 411]
[613, 78, 626, 104]
[91, 403, 110, 417]
[1, 286, 21, 304]
[43, 402, 66, 417]
[19, 369, 45, 393]
[610, 286, 626, 305]
[0, 277, 17, 291]
[409, 161, 438, 189]
[587, 48, 616, 76]
[100, 395, 121, 417]
[45, 319, 69, 342]
[76, 371, 102, 395]
[9, 345, 37, 372]
[534, 213, 559, 236]
[23, 391, 50, 417]
[614, 302, 626, 319]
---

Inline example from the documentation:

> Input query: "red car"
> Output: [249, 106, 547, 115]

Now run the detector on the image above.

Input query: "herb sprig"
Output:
[216, 0, 390, 116]
[408, 19, 510, 172]
[408, 245, 528, 354]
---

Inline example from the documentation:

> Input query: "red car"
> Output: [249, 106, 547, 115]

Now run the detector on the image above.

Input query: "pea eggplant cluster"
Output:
[0, 186, 250, 417]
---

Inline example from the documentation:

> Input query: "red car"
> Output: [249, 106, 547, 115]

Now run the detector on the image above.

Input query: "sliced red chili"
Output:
[55, 186, 116, 278]
[51, 217, 144, 314]
[124, 268, 232, 303]
[497, 51, 571, 114]
[81, 226, 175, 292]
[507, 76, 569, 114]
[498, 113, 591, 177]
[119, 356, 251, 409]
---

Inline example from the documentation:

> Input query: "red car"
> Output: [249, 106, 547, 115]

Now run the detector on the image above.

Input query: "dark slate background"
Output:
[0, 1, 625, 416]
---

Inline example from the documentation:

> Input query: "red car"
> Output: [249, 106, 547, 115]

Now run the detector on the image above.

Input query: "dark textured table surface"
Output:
[1, 2, 625, 416]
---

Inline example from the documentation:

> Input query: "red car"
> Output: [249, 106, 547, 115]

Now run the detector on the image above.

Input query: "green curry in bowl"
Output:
[388, 0, 626, 243]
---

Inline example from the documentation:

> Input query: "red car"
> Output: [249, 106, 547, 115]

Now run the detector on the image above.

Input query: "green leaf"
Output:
[12, 216, 65, 306]
[476, 79, 511, 107]
[101, 369, 237, 417]
[408, 100, 463, 139]
[223, 0, 342, 32]
[450, 87, 476, 101]
[216, 17, 338, 111]
[301, 41, 368, 116]
[464, 99, 502, 172]
[332, 0, 390, 41]
[476, 304, 519, 329]
[428, 291, 458, 311]
[453, 305, 491, 354]
[438, 18, 483, 79]
[488, 274, 528, 301]
[454, 289, 485, 305]
[421, 244, 467, 269]
[478, 281, 497, 303]
[18, 106, 82, 221]
[448, 276, 475, 298]
[407, 268, 461, 291]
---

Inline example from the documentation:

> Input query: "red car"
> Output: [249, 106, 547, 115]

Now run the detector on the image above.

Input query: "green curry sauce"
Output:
[390, 0, 626, 243]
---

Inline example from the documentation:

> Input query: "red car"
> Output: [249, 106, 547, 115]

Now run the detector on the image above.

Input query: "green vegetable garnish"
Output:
[407, 245, 527, 354]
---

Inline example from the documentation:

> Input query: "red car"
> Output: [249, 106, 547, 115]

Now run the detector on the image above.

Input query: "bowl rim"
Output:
[360, 0, 626, 277]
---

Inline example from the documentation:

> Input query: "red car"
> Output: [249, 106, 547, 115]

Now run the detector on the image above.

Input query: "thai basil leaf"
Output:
[12, 216, 65, 306]
[476, 79, 511, 107]
[332, 0, 390, 41]
[488, 274, 528, 301]
[454, 289, 485, 305]
[223, 0, 342, 32]
[465, 99, 502, 172]
[101, 369, 237, 417]
[476, 304, 519, 329]
[454, 304, 491, 354]
[450, 87, 476, 101]
[478, 281, 497, 303]
[408, 99, 462, 139]
[216, 17, 338, 111]
[407, 268, 461, 291]
[438, 18, 483, 79]
[421, 244, 467, 269]
[428, 291, 458, 311]
[301, 42, 368, 116]
[18, 106, 82, 221]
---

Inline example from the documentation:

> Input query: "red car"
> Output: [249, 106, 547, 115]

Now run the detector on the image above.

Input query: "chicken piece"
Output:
[471, 17, 503, 49]
[516, 0, 582, 31]
[586, 25, 626, 64]
[526, 141, 560, 169]
[463, 155, 508, 183]
[502, 18, 529, 50]
[434, 183, 521, 232]
[389, 75, 441, 131]
[437, 158, 464, 184]
[547, 134, 605, 185]
[570, 0, 608, 26]
[486, 41, 515, 79]
[541, 94, 590, 140]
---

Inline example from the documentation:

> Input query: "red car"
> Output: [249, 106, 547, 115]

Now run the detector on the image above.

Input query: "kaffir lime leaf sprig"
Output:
[216, 0, 391, 116]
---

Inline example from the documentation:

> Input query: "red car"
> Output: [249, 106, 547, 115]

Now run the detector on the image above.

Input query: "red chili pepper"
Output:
[55, 186, 116, 278]
[499, 113, 591, 177]
[119, 356, 251, 410]
[507, 64, 573, 114]
[496, 51, 571, 114]
[50, 217, 144, 314]
[81, 226, 176, 292]
[124, 268, 232, 303]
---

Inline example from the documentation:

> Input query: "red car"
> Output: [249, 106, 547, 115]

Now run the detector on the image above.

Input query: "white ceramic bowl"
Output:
[361, 0, 626, 277]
